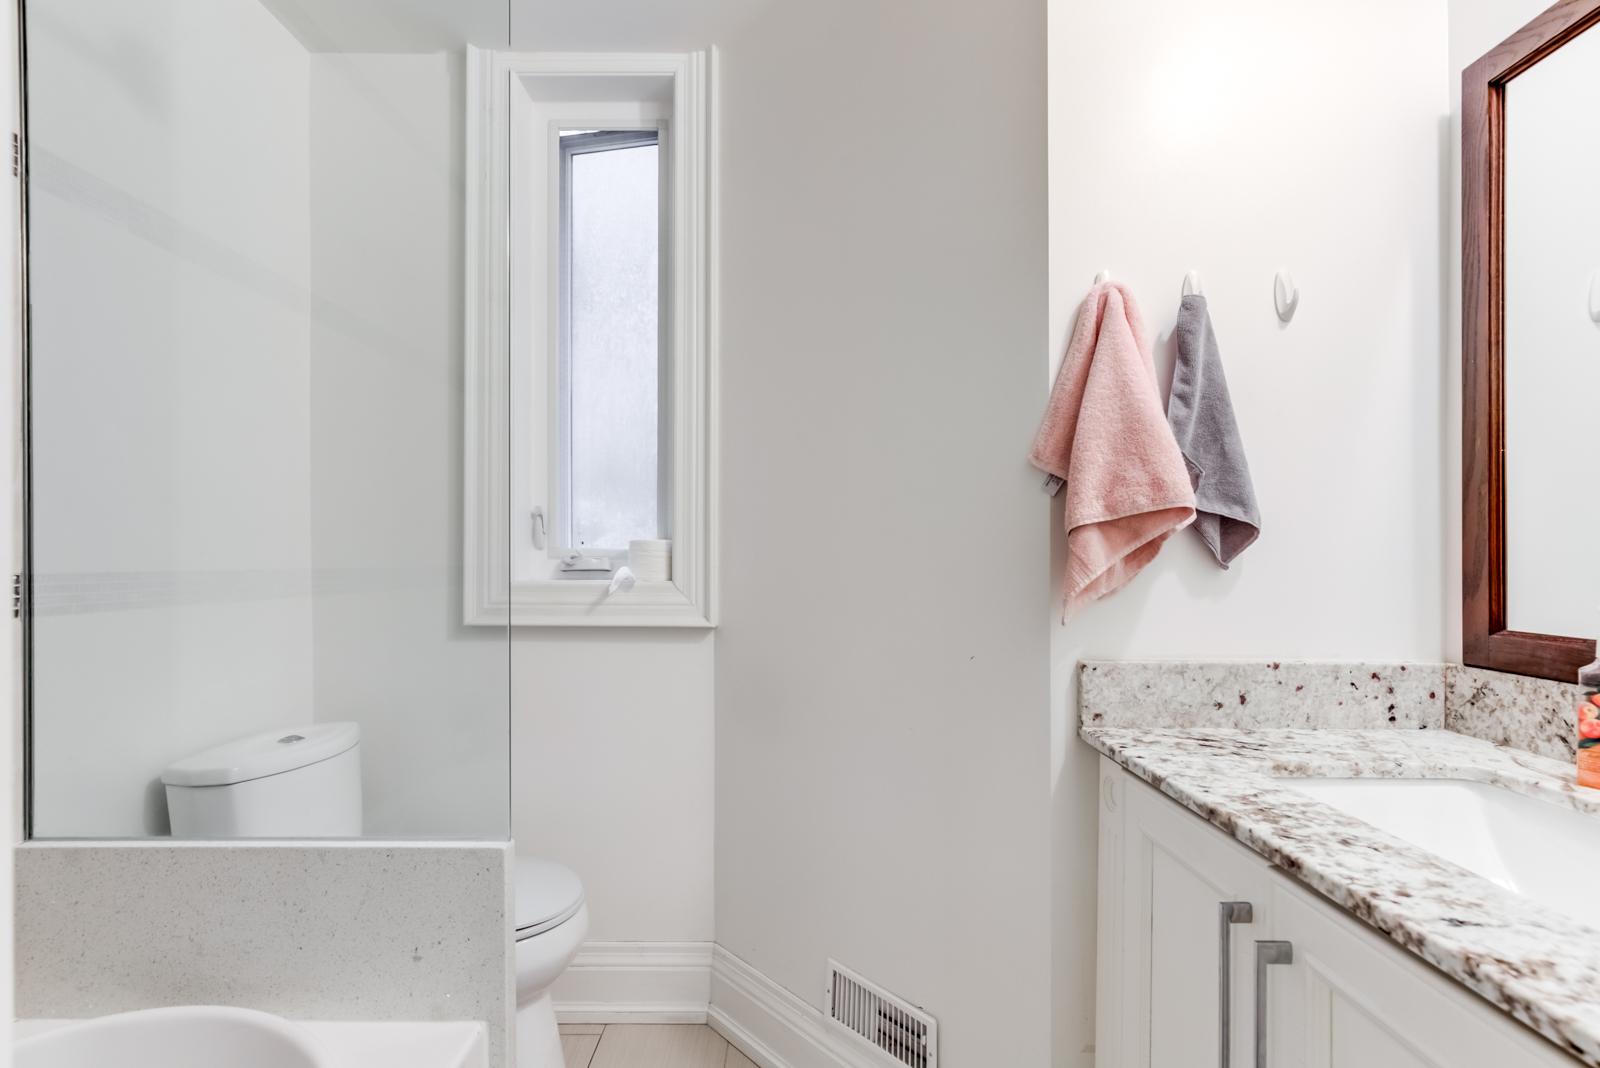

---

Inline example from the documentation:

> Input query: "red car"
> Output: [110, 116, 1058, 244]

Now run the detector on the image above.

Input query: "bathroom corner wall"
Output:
[15, 841, 516, 1066]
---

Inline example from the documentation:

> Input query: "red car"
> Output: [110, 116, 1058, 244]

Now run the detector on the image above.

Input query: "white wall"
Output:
[308, 52, 510, 838]
[1047, 0, 1449, 1062]
[513, 630, 714, 942]
[26, 0, 314, 836]
[508, 0, 770, 52]
[713, 1, 1052, 1065]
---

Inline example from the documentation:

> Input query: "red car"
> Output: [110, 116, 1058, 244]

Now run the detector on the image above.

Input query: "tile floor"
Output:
[559, 1024, 757, 1068]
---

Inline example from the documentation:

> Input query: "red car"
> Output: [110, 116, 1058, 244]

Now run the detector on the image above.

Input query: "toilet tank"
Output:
[161, 723, 362, 838]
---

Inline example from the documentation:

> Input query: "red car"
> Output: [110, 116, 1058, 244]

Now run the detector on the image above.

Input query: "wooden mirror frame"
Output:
[1463, 0, 1600, 681]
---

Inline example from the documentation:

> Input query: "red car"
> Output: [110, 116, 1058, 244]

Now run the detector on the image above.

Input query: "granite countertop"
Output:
[1083, 725, 1600, 1065]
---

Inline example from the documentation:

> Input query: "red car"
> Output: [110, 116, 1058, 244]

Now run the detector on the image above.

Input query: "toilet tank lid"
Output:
[160, 723, 360, 787]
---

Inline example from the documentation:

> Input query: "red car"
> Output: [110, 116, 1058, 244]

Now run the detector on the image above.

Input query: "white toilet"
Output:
[160, 725, 586, 1068]
[160, 722, 362, 837]
[514, 857, 589, 1068]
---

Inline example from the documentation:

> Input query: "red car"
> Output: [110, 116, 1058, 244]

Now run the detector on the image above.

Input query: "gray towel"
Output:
[1167, 294, 1260, 567]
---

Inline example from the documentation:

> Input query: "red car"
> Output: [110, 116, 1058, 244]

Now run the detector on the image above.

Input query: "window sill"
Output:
[467, 578, 713, 628]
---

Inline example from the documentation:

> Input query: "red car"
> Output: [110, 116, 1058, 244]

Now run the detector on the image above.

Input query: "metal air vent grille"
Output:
[825, 959, 937, 1068]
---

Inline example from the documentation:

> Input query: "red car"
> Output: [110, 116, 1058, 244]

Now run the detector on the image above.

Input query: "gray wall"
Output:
[713, 2, 1053, 1065]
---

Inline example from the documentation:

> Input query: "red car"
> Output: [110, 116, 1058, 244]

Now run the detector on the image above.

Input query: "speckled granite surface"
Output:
[1079, 660, 1448, 729]
[1079, 660, 1588, 762]
[1446, 664, 1582, 763]
[1083, 726, 1600, 1065]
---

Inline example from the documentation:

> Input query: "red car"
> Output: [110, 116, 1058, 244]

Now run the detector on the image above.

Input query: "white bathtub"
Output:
[15, 1009, 488, 1068]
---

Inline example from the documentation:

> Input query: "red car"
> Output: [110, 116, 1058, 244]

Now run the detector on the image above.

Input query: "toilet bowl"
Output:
[513, 858, 588, 1068]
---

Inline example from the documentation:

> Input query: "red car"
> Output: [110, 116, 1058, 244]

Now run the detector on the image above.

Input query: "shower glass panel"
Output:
[24, 0, 512, 838]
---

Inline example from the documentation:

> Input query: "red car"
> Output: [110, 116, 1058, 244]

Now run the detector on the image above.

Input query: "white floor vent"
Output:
[825, 959, 937, 1068]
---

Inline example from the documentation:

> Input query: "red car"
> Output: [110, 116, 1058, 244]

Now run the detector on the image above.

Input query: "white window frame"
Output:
[463, 48, 716, 627]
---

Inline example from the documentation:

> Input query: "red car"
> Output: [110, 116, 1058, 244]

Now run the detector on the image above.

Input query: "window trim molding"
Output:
[464, 48, 716, 627]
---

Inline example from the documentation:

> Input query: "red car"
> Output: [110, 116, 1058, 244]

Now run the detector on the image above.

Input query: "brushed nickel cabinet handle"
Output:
[1218, 902, 1253, 1067]
[1254, 940, 1294, 1068]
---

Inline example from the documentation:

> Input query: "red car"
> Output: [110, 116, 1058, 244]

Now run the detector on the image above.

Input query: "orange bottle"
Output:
[1578, 658, 1600, 789]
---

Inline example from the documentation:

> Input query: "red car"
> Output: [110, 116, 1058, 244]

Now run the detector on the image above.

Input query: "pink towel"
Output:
[1032, 282, 1195, 618]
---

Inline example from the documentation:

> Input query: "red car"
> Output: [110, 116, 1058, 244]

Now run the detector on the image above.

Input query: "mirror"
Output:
[1502, 23, 1600, 640]
[1463, 0, 1600, 681]
[23, 0, 514, 837]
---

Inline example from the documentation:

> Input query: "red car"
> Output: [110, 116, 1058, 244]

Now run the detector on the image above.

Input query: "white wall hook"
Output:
[1589, 271, 1600, 323]
[1182, 270, 1203, 298]
[1094, 269, 1112, 285]
[1274, 269, 1299, 323]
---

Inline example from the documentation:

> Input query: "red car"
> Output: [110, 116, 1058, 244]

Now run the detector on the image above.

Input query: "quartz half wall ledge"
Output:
[15, 840, 517, 1068]
[1079, 660, 1584, 759]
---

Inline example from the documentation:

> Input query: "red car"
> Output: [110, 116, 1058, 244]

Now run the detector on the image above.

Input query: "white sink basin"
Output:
[15, 1006, 342, 1068]
[1282, 777, 1600, 928]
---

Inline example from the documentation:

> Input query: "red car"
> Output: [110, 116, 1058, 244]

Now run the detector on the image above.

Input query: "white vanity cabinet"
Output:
[1096, 758, 1584, 1068]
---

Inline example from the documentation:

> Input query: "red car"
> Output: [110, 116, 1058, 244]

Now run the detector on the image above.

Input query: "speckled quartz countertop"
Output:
[1082, 726, 1600, 1065]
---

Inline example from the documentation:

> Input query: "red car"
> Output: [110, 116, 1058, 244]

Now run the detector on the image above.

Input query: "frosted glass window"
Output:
[560, 129, 661, 551]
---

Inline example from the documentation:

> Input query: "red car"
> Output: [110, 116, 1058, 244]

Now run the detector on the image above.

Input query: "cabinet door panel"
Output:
[1148, 843, 1231, 1068]
[1328, 987, 1432, 1068]
[1099, 758, 1273, 1068]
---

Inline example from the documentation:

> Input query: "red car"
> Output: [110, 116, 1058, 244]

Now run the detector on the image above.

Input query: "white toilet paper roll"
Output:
[629, 540, 671, 582]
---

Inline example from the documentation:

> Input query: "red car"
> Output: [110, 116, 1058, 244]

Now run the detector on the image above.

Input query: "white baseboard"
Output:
[551, 940, 891, 1068]
[707, 946, 879, 1068]
[550, 942, 712, 1024]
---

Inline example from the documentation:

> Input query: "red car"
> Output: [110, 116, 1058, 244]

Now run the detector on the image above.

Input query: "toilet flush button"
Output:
[278, 735, 305, 744]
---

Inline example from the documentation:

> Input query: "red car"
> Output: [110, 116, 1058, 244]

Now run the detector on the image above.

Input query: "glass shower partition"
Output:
[22, 0, 511, 838]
